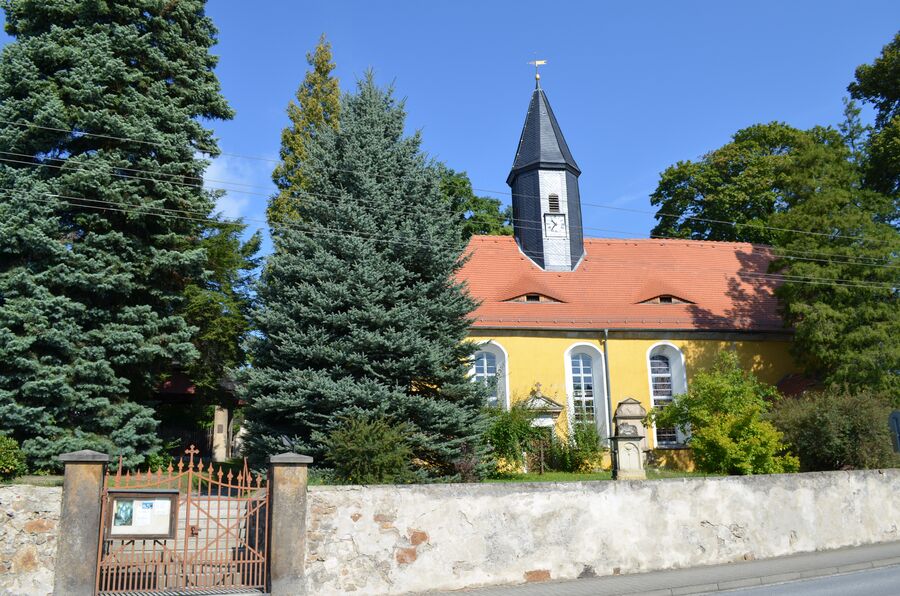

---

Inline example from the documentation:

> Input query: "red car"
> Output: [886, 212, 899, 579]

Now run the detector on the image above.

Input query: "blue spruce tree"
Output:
[0, 0, 234, 468]
[241, 76, 487, 478]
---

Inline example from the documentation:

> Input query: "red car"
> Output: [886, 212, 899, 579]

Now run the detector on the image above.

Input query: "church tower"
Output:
[507, 74, 584, 271]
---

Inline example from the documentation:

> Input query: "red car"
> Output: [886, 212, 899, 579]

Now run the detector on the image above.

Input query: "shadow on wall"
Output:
[683, 247, 791, 379]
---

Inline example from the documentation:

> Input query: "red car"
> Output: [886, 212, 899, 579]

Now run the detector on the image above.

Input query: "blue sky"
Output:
[3, 2, 899, 255]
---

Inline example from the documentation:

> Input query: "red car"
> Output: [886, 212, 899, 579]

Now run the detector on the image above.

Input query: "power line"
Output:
[480, 186, 895, 245]
[2, 118, 894, 246]
[1, 152, 896, 270]
[9, 190, 897, 290]
[0, 118, 281, 164]
[2, 153, 897, 269]
[1, 151, 896, 273]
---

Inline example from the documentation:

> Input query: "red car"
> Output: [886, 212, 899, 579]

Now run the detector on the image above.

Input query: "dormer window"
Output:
[506, 293, 563, 304]
[639, 295, 692, 305]
[548, 194, 560, 213]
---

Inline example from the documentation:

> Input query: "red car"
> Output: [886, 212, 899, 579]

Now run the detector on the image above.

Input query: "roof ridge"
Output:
[583, 237, 774, 249]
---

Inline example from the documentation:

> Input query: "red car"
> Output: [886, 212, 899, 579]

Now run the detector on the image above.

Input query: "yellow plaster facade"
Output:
[470, 329, 796, 452]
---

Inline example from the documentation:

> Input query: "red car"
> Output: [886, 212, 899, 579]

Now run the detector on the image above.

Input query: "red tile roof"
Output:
[458, 236, 785, 331]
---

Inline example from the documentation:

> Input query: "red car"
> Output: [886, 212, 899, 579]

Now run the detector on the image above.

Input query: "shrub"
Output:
[770, 386, 900, 471]
[320, 414, 415, 484]
[650, 351, 799, 475]
[452, 442, 480, 483]
[570, 422, 607, 473]
[0, 436, 27, 481]
[484, 404, 540, 472]
[143, 439, 179, 472]
[545, 422, 607, 473]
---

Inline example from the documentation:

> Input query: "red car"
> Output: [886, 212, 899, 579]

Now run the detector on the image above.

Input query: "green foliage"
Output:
[241, 74, 488, 479]
[544, 422, 606, 473]
[762, 116, 899, 394]
[849, 31, 900, 198]
[0, 435, 26, 481]
[770, 386, 900, 471]
[438, 167, 513, 239]
[651, 352, 799, 475]
[484, 404, 539, 466]
[649, 39, 900, 395]
[649, 123, 840, 243]
[319, 414, 415, 484]
[268, 34, 341, 227]
[143, 440, 178, 473]
[0, 0, 233, 468]
[568, 422, 606, 472]
[181, 220, 261, 398]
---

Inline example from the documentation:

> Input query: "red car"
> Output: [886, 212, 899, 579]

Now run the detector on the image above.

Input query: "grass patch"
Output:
[1, 475, 64, 487]
[486, 471, 612, 483]
[485, 468, 714, 483]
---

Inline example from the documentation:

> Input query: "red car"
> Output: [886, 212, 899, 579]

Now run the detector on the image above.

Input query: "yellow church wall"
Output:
[470, 330, 797, 456]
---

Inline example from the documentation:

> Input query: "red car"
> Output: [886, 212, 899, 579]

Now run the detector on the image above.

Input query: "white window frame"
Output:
[646, 342, 688, 447]
[470, 341, 510, 410]
[564, 343, 610, 441]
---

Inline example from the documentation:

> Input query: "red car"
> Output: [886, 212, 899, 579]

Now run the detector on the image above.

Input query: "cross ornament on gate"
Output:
[185, 444, 199, 463]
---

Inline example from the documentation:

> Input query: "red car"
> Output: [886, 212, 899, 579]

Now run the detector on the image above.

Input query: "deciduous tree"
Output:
[650, 352, 798, 475]
[649, 123, 844, 243]
[849, 31, 900, 201]
[439, 167, 512, 239]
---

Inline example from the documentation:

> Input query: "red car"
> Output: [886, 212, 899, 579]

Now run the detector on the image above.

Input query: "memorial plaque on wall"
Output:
[107, 490, 179, 540]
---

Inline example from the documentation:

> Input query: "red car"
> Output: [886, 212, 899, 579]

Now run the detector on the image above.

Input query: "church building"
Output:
[457, 75, 797, 463]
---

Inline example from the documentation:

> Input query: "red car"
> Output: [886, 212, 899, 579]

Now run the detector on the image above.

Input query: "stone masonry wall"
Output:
[306, 470, 900, 594]
[0, 485, 61, 596]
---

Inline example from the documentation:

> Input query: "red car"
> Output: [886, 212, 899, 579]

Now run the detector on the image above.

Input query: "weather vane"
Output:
[528, 59, 547, 85]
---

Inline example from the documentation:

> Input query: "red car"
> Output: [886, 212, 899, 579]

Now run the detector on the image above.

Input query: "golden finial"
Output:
[528, 59, 547, 87]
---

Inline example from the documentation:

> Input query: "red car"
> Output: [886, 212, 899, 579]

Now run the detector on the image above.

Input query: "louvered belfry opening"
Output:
[548, 194, 560, 213]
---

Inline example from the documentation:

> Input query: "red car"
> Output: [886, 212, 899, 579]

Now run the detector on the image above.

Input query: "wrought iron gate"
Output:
[95, 446, 269, 594]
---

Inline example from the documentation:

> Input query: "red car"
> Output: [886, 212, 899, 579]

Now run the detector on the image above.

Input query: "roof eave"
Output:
[506, 162, 582, 186]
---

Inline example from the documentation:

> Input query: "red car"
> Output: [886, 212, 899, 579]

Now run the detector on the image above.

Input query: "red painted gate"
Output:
[95, 446, 269, 594]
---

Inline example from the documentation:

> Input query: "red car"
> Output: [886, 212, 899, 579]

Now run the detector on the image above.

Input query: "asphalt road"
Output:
[434, 541, 900, 596]
[717, 564, 900, 595]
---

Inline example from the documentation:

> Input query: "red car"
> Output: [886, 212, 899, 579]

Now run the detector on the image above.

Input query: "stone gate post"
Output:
[53, 449, 109, 596]
[268, 452, 313, 595]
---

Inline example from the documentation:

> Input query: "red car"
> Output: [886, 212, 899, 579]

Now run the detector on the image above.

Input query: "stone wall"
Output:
[306, 470, 900, 594]
[3, 471, 899, 595]
[0, 485, 61, 596]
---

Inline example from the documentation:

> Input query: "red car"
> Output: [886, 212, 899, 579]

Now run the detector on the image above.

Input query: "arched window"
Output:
[570, 353, 595, 423]
[564, 344, 610, 439]
[650, 355, 677, 445]
[470, 342, 509, 409]
[647, 343, 688, 446]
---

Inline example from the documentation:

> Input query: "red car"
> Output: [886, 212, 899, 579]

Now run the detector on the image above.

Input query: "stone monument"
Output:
[612, 398, 648, 480]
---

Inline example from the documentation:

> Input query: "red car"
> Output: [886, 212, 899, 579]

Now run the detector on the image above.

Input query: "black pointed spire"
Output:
[507, 86, 580, 185]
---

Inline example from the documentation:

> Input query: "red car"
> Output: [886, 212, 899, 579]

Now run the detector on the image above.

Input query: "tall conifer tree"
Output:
[267, 34, 340, 228]
[241, 75, 486, 477]
[0, 0, 233, 467]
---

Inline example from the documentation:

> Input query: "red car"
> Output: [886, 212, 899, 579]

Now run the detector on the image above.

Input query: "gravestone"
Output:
[612, 398, 648, 480]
